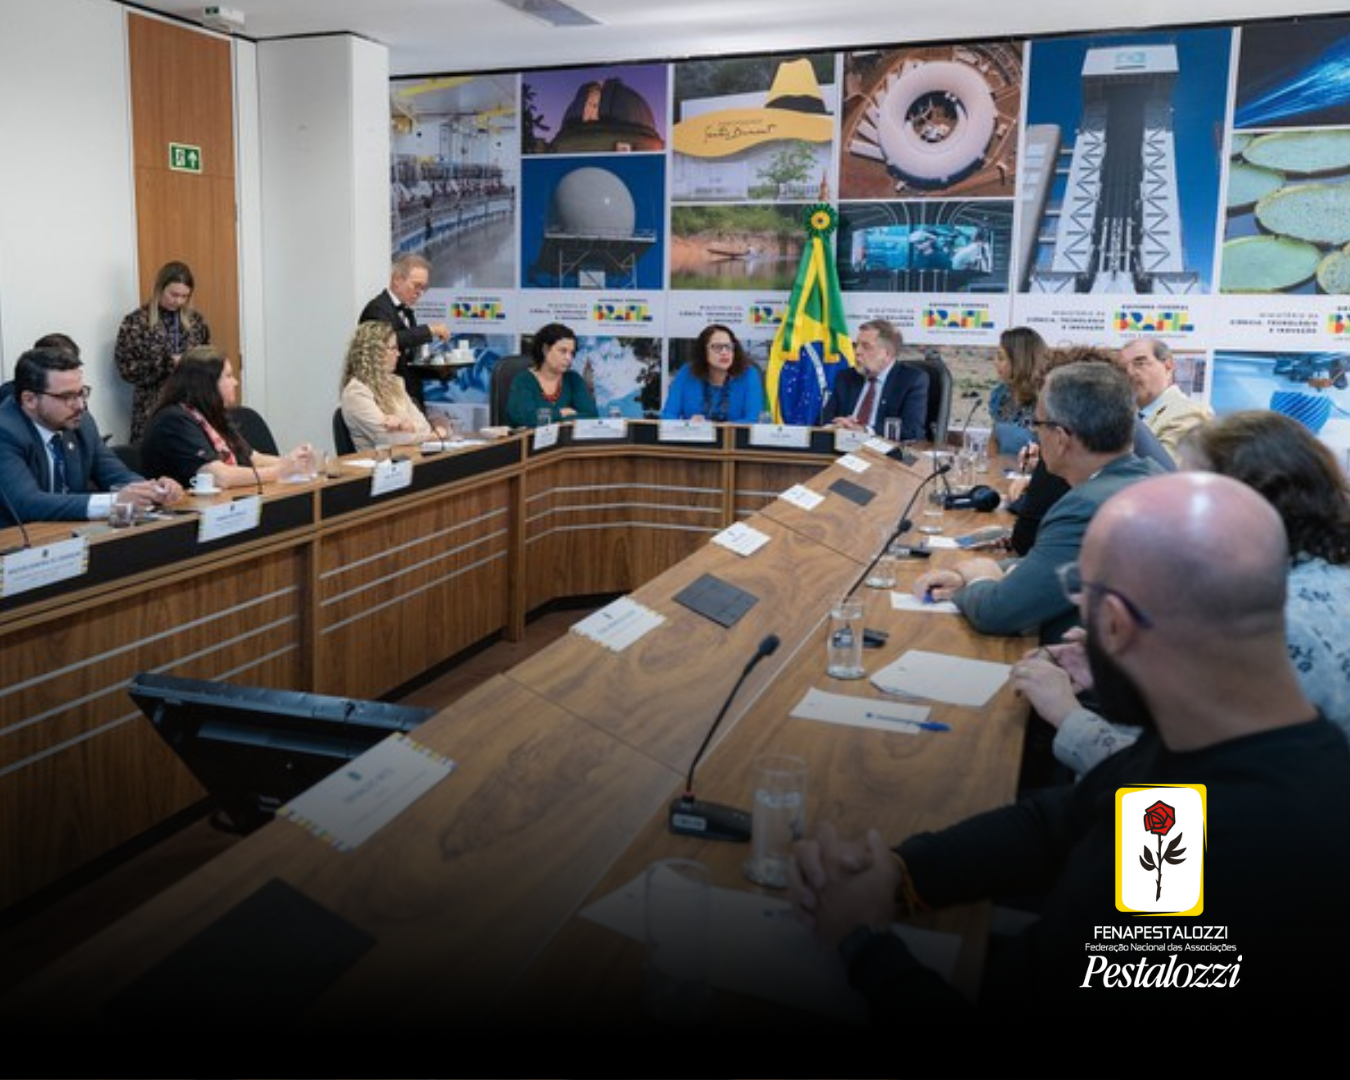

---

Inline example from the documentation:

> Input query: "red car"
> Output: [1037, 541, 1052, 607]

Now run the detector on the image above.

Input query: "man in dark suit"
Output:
[359, 253, 451, 407]
[823, 319, 929, 440]
[0, 348, 182, 526]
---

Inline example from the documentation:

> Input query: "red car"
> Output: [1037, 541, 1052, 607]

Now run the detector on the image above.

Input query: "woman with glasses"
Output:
[339, 321, 447, 450]
[661, 324, 765, 423]
[1012, 409, 1350, 775]
[141, 346, 314, 489]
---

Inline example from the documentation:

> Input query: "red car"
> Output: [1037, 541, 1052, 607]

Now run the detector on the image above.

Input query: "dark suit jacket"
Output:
[823, 362, 929, 440]
[0, 396, 142, 524]
[360, 289, 431, 403]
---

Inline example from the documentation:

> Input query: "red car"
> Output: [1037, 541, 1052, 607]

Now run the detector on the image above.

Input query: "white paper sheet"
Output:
[277, 733, 455, 852]
[779, 484, 824, 510]
[836, 453, 871, 474]
[580, 870, 961, 1022]
[570, 596, 666, 652]
[710, 521, 770, 556]
[870, 649, 1012, 707]
[891, 592, 961, 615]
[789, 687, 938, 734]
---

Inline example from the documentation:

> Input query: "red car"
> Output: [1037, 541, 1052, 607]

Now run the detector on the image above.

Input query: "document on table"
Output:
[570, 595, 666, 651]
[891, 591, 961, 615]
[789, 687, 935, 733]
[836, 452, 870, 473]
[779, 483, 824, 511]
[711, 521, 770, 556]
[870, 648, 1012, 707]
[581, 870, 961, 1022]
[277, 733, 455, 852]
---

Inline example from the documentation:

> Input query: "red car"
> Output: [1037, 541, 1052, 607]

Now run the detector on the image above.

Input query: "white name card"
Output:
[711, 521, 771, 557]
[833, 427, 868, 454]
[572, 417, 628, 440]
[0, 536, 88, 598]
[750, 423, 810, 449]
[837, 453, 871, 474]
[779, 484, 824, 511]
[658, 419, 717, 443]
[864, 436, 895, 455]
[370, 458, 414, 496]
[532, 423, 560, 450]
[197, 496, 262, 543]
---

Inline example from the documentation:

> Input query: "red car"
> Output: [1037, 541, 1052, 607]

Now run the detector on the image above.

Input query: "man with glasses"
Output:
[913, 362, 1160, 644]
[823, 319, 928, 439]
[791, 472, 1350, 1021]
[1119, 336, 1212, 457]
[0, 347, 180, 526]
[360, 253, 452, 409]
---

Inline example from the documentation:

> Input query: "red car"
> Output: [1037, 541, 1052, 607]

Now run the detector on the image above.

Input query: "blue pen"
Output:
[865, 712, 951, 732]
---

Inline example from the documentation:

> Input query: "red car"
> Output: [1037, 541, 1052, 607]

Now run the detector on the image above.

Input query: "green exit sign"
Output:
[168, 142, 203, 174]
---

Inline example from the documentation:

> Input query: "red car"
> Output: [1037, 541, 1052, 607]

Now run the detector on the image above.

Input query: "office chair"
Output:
[906, 349, 954, 446]
[229, 407, 279, 456]
[489, 354, 531, 427]
[332, 408, 357, 455]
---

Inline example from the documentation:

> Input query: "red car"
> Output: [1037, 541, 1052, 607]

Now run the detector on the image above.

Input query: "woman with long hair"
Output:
[988, 326, 1046, 456]
[661, 324, 764, 423]
[339, 321, 447, 449]
[115, 261, 211, 441]
[140, 346, 313, 488]
[1011, 409, 1350, 775]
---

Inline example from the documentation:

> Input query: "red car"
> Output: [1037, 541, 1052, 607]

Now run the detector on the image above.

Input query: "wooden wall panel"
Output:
[127, 15, 240, 380]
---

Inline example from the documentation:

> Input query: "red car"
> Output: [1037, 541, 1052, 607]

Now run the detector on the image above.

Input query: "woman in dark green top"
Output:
[505, 322, 599, 428]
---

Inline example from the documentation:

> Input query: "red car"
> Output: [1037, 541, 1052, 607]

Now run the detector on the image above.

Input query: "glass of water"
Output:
[742, 754, 807, 889]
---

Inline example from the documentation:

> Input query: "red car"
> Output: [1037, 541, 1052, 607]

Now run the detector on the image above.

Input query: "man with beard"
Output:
[790, 473, 1350, 1021]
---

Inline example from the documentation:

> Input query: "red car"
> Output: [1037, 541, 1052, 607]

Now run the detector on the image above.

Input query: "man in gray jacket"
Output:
[914, 363, 1161, 644]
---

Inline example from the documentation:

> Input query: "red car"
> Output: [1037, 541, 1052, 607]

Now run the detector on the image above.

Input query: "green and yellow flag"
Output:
[765, 203, 854, 424]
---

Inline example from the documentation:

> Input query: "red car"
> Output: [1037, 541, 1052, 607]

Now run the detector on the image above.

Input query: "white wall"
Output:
[0, 0, 139, 442]
[256, 34, 391, 453]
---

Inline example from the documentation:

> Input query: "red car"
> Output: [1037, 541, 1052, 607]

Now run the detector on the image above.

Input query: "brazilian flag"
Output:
[765, 203, 854, 425]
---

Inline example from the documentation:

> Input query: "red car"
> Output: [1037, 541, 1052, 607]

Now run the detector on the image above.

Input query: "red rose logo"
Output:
[1140, 799, 1186, 901]
[1143, 800, 1176, 836]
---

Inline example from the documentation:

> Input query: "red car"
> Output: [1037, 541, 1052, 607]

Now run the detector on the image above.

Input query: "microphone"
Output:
[955, 390, 982, 442]
[0, 484, 32, 555]
[668, 633, 780, 842]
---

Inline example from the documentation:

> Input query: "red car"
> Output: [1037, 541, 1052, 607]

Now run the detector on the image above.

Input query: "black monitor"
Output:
[130, 672, 432, 835]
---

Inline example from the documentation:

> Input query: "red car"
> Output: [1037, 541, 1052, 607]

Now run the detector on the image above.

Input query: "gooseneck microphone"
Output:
[668, 633, 780, 842]
[0, 485, 33, 554]
[892, 461, 953, 539]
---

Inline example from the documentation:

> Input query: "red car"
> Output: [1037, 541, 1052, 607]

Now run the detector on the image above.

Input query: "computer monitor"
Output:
[130, 672, 433, 835]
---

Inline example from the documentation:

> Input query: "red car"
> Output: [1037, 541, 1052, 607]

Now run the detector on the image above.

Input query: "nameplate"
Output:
[0, 536, 88, 598]
[837, 453, 871, 474]
[198, 496, 261, 543]
[833, 428, 868, 454]
[711, 521, 771, 557]
[750, 423, 810, 448]
[532, 423, 560, 450]
[572, 418, 628, 441]
[658, 419, 716, 443]
[863, 436, 895, 456]
[370, 458, 414, 496]
[779, 484, 824, 511]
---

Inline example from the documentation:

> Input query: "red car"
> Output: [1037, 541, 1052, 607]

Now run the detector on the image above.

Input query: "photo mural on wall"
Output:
[384, 15, 1350, 463]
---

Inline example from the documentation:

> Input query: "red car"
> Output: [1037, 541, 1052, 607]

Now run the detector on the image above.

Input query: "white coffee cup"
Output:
[190, 471, 218, 495]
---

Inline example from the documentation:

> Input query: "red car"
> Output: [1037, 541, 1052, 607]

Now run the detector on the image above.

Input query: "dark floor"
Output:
[0, 604, 592, 997]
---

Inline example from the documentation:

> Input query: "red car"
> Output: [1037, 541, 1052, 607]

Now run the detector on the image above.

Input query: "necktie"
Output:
[398, 304, 415, 328]
[857, 376, 879, 429]
[49, 433, 68, 493]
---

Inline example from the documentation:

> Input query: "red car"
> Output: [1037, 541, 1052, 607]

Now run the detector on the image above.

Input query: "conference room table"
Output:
[1, 423, 1030, 1031]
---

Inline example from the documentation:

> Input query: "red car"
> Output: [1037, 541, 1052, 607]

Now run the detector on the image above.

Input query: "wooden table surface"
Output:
[2, 440, 1029, 1032]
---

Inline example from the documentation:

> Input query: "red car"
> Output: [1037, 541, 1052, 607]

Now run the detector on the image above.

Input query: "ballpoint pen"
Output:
[865, 711, 951, 732]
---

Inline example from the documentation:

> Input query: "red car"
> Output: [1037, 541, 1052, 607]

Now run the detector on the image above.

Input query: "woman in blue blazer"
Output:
[662, 324, 765, 423]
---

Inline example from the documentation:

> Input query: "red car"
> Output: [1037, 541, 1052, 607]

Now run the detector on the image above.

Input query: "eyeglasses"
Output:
[1030, 416, 1070, 435]
[708, 342, 734, 353]
[40, 386, 92, 406]
[1056, 561, 1154, 629]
